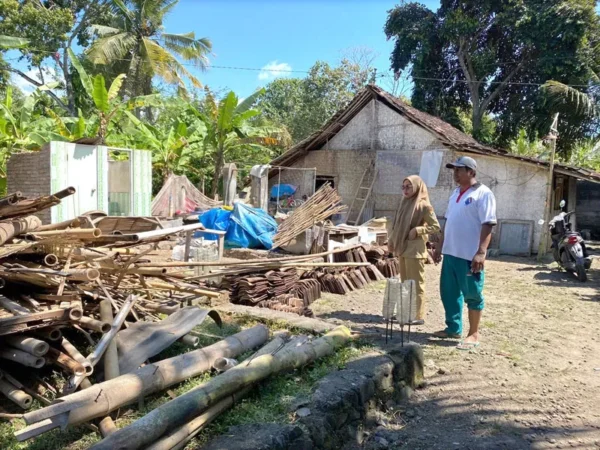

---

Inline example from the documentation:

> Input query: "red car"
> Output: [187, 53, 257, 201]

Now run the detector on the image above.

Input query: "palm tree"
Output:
[541, 81, 597, 118]
[86, 0, 211, 98]
[196, 88, 286, 196]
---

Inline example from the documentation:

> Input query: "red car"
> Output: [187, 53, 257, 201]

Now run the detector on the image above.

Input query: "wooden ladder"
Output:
[346, 162, 377, 225]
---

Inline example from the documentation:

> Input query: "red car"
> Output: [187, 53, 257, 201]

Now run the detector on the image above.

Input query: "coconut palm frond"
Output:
[87, 32, 137, 65]
[541, 80, 597, 117]
[89, 24, 122, 37]
[143, 38, 202, 88]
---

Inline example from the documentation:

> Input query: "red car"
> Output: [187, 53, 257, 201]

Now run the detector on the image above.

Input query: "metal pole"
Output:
[537, 113, 559, 261]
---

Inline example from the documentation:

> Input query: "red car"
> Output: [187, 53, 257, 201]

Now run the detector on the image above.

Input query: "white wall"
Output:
[285, 99, 548, 252]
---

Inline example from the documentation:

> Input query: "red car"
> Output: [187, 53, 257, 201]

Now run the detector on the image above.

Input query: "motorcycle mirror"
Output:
[559, 199, 566, 208]
[538, 219, 545, 225]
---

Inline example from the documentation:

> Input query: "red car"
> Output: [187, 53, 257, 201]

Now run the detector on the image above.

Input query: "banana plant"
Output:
[0, 86, 58, 153]
[68, 49, 160, 143]
[122, 110, 207, 182]
[195, 88, 287, 196]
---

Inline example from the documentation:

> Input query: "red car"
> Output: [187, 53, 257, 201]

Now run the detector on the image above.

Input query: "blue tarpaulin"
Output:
[198, 203, 278, 249]
[270, 184, 297, 199]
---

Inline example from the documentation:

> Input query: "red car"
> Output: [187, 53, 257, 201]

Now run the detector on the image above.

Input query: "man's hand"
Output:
[471, 250, 486, 273]
[408, 228, 418, 240]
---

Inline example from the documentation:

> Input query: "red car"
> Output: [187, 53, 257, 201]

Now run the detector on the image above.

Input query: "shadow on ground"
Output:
[355, 372, 599, 450]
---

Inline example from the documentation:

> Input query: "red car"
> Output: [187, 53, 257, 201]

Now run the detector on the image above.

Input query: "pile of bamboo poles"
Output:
[272, 184, 346, 249]
[0, 188, 233, 416]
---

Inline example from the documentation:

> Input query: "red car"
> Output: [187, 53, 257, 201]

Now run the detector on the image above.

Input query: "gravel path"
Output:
[311, 255, 600, 450]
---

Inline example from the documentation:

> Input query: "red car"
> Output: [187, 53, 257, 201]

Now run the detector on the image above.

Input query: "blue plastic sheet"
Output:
[270, 184, 297, 199]
[197, 203, 278, 249]
[197, 208, 231, 240]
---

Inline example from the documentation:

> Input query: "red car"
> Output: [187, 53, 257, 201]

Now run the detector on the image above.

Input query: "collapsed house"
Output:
[270, 85, 600, 256]
[151, 173, 221, 218]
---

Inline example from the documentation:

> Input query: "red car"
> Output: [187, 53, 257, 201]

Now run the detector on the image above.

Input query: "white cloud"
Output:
[10, 66, 61, 95]
[258, 61, 292, 81]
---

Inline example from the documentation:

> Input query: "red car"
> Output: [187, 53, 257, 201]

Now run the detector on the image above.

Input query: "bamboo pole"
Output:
[99, 299, 118, 380]
[0, 348, 45, 368]
[138, 244, 362, 268]
[64, 268, 100, 281]
[147, 334, 290, 450]
[76, 316, 111, 334]
[98, 298, 119, 437]
[26, 228, 102, 240]
[34, 327, 62, 341]
[37, 218, 81, 232]
[0, 216, 42, 245]
[45, 347, 86, 376]
[18, 325, 269, 440]
[43, 254, 59, 266]
[61, 337, 93, 376]
[90, 326, 352, 450]
[3, 335, 49, 357]
[0, 378, 33, 410]
[146, 281, 223, 298]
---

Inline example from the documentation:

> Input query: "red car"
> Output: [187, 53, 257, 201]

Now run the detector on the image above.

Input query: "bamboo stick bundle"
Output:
[272, 184, 347, 249]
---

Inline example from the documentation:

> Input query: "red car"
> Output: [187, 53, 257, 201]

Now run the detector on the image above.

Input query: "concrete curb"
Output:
[203, 344, 424, 450]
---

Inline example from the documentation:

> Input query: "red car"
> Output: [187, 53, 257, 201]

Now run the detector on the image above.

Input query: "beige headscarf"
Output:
[389, 175, 431, 256]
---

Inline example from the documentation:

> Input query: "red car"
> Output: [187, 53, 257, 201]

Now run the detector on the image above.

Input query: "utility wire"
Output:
[2, 47, 598, 89]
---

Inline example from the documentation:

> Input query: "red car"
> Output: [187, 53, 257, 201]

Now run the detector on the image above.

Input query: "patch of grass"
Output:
[497, 339, 522, 361]
[1, 317, 368, 450]
[190, 341, 374, 447]
[482, 320, 497, 329]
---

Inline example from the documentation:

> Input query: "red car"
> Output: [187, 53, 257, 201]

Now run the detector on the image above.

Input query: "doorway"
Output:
[316, 175, 335, 190]
[108, 150, 132, 216]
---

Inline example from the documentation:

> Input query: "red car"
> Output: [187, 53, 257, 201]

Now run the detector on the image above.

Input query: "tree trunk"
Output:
[62, 48, 76, 115]
[210, 145, 224, 197]
[472, 106, 483, 138]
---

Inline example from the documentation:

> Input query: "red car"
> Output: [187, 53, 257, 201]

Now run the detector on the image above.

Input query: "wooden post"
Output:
[183, 230, 193, 262]
[221, 163, 237, 207]
[217, 234, 224, 261]
[537, 113, 559, 261]
[250, 165, 269, 212]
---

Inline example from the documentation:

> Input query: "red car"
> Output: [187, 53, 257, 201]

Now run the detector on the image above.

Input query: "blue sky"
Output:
[164, 0, 441, 97]
[8, 0, 441, 97]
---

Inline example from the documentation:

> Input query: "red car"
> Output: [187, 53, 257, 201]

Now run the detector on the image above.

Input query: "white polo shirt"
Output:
[442, 183, 497, 261]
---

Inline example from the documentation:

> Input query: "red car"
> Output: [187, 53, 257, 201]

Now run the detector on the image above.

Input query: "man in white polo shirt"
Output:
[433, 156, 496, 350]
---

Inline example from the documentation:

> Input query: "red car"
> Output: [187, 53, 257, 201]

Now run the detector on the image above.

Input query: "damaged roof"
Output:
[271, 84, 600, 183]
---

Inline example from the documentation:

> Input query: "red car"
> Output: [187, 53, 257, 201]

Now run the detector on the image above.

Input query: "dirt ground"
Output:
[311, 252, 600, 450]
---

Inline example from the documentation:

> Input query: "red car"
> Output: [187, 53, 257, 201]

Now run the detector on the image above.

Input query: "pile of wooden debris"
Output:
[0, 182, 401, 449]
[0, 187, 227, 422]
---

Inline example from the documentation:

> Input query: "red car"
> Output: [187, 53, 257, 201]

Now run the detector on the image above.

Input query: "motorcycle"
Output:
[548, 200, 592, 282]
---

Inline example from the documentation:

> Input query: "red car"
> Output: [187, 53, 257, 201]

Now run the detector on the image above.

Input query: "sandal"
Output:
[456, 341, 480, 351]
[431, 330, 461, 339]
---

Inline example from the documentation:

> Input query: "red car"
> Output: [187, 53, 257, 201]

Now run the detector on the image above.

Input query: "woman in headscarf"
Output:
[389, 175, 440, 325]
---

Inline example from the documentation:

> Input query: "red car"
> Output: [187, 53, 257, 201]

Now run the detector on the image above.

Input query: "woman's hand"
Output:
[408, 228, 418, 240]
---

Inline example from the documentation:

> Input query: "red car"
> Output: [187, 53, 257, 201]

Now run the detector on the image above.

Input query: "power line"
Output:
[1, 48, 597, 89]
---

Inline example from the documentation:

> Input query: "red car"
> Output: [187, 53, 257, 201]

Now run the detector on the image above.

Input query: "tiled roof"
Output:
[270, 85, 600, 182]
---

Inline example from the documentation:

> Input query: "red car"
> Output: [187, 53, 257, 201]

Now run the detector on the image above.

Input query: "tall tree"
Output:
[385, 0, 600, 151]
[258, 59, 372, 143]
[87, 0, 211, 98]
[0, 0, 112, 114]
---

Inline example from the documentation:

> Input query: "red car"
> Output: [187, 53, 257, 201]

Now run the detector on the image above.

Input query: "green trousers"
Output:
[440, 254, 485, 335]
